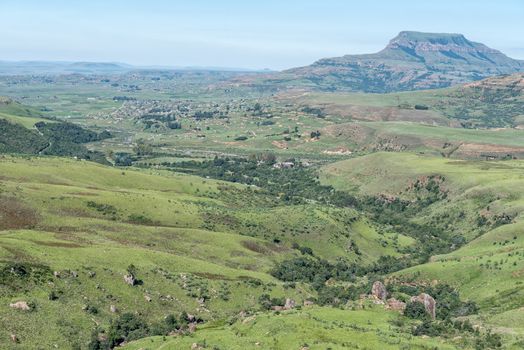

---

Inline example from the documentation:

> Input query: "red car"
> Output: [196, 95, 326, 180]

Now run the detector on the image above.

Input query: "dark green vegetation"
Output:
[167, 158, 475, 268]
[0, 119, 49, 153]
[0, 97, 111, 163]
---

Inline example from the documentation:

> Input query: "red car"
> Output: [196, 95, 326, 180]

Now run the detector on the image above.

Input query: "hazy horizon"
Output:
[1, 0, 523, 70]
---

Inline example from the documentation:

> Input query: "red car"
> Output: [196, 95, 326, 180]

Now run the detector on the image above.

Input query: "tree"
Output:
[310, 130, 321, 139]
[107, 313, 149, 347]
[133, 139, 153, 156]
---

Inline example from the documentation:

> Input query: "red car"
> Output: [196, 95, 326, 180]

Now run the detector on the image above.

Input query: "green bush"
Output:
[404, 301, 428, 320]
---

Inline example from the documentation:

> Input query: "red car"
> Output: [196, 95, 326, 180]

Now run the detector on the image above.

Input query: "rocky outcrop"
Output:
[386, 298, 406, 312]
[123, 273, 136, 286]
[188, 323, 197, 333]
[284, 298, 296, 310]
[271, 298, 297, 311]
[53, 270, 79, 278]
[410, 293, 436, 319]
[371, 281, 387, 301]
[9, 301, 31, 311]
[303, 300, 314, 307]
[275, 31, 524, 93]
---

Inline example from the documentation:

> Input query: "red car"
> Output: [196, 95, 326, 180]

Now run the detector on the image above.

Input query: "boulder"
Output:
[144, 295, 152, 302]
[110, 305, 118, 313]
[284, 298, 296, 310]
[188, 323, 197, 333]
[371, 281, 387, 301]
[10, 334, 18, 343]
[410, 293, 436, 319]
[9, 301, 30, 311]
[303, 300, 314, 307]
[386, 298, 406, 312]
[124, 274, 136, 286]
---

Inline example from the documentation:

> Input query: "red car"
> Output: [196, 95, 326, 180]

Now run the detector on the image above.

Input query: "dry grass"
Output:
[0, 196, 40, 230]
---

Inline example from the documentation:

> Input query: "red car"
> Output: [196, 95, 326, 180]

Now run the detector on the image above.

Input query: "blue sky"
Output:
[1, 0, 523, 70]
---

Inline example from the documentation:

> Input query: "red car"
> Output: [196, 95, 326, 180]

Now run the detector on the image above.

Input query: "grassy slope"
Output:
[288, 79, 524, 127]
[0, 98, 49, 128]
[0, 112, 49, 129]
[320, 152, 524, 333]
[124, 306, 460, 350]
[361, 121, 524, 148]
[0, 156, 411, 348]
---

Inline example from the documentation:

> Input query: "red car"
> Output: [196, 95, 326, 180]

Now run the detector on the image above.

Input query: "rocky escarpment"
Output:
[278, 31, 524, 92]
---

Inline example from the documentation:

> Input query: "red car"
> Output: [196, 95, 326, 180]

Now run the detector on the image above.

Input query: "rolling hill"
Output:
[1, 46, 523, 349]
[0, 155, 418, 348]
[321, 152, 524, 336]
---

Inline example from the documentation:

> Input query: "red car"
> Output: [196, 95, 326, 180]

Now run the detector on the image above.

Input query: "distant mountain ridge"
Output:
[0, 60, 267, 75]
[280, 31, 524, 92]
[0, 60, 132, 75]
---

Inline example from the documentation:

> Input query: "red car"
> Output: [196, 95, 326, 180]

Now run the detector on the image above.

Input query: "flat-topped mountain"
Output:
[279, 31, 524, 92]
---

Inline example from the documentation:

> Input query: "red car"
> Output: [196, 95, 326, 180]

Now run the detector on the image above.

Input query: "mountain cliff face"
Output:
[281, 31, 524, 92]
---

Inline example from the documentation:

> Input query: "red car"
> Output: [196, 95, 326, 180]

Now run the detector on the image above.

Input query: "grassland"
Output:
[1, 72, 524, 349]
[0, 155, 416, 348]
[124, 306, 463, 350]
[321, 152, 524, 336]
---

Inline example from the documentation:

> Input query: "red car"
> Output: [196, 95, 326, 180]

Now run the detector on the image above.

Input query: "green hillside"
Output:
[0, 155, 416, 349]
[0, 98, 112, 163]
[1, 60, 523, 350]
[321, 152, 524, 336]
[124, 307, 462, 350]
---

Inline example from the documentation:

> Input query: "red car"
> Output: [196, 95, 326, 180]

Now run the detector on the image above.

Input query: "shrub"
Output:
[128, 214, 153, 225]
[404, 301, 428, 320]
[107, 313, 150, 347]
